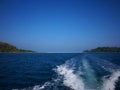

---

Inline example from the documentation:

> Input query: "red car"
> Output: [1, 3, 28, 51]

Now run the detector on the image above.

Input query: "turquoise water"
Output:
[0, 53, 120, 90]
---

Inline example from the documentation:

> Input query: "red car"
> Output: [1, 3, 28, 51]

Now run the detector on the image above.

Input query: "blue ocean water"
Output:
[0, 53, 120, 90]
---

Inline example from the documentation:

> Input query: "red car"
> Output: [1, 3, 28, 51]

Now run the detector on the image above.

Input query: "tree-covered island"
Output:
[0, 41, 35, 53]
[84, 47, 120, 53]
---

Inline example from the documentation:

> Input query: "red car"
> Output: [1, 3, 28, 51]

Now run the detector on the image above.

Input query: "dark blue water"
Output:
[0, 53, 120, 90]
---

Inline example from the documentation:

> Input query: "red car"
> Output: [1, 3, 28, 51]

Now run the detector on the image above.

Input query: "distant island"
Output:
[84, 47, 120, 53]
[0, 41, 35, 53]
[1, 41, 120, 53]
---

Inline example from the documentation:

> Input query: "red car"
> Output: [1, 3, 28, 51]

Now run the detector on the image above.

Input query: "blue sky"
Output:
[0, 0, 120, 53]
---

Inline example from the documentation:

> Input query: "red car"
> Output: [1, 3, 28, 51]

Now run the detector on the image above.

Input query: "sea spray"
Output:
[56, 63, 85, 90]
[102, 71, 120, 90]
[12, 54, 120, 90]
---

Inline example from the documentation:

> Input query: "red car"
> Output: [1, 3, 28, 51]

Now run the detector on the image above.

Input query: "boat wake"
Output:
[13, 55, 120, 90]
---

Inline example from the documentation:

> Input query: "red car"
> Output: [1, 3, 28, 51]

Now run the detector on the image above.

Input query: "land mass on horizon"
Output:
[84, 47, 120, 53]
[0, 41, 35, 53]
[0, 41, 120, 53]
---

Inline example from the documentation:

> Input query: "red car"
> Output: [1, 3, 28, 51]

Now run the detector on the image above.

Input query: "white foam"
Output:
[32, 82, 50, 90]
[102, 71, 120, 90]
[56, 64, 85, 90]
[32, 85, 42, 90]
[12, 55, 120, 90]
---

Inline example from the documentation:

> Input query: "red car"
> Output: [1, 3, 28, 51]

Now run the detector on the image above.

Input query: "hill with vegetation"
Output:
[84, 47, 120, 53]
[0, 41, 35, 53]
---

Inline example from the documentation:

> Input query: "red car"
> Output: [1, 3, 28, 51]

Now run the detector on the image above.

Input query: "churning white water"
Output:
[102, 71, 120, 90]
[55, 56, 120, 90]
[13, 55, 120, 90]
[56, 63, 85, 90]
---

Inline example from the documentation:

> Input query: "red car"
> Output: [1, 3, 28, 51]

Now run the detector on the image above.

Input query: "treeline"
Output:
[84, 47, 120, 53]
[0, 41, 35, 53]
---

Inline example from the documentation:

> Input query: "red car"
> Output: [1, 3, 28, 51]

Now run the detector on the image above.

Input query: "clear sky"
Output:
[0, 0, 120, 53]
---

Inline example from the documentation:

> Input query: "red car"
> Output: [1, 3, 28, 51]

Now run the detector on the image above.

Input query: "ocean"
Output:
[0, 53, 120, 90]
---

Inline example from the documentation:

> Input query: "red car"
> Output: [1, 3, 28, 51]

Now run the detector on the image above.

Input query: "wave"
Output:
[56, 60, 85, 90]
[12, 55, 120, 90]
[102, 71, 120, 90]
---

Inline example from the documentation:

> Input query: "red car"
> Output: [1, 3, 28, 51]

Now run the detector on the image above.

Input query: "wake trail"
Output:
[102, 71, 120, 90]
[12, 55, 120, 90]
